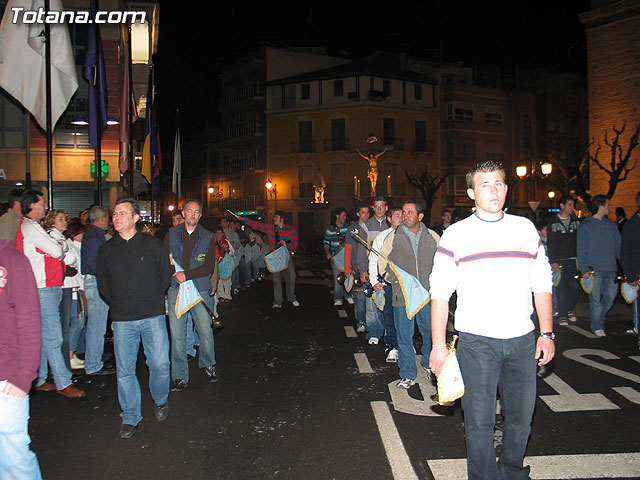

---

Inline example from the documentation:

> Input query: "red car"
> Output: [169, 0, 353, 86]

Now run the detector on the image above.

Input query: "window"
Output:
[486, 152, 504, 162]
[383, 118, 395, 146]
[447, 104, 473, 122]
[298, 165, 314, 198]
[450, 174, 468, 195]
[415, 84, 423, 100]
[414, 120, 426, 152]
[331, 118, 346, 150]
[299, 121, 312, 153]
[284, 85, 296, 108]
[485, 112, 503, 124]
[0, 94, 26, 147]
[333, 80, 343, 96]
[301, 83, 310, 100]
[448, 142, 476, 159]
[382, 79, 391, 96]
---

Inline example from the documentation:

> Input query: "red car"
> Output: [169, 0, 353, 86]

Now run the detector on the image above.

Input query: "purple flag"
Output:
[82, 0, 107, 148]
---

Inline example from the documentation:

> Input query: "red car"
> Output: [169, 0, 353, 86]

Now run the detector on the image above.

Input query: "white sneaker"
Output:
[368, 337, 379, 345]
[70, 355, 84, 370]
[568, 312, 578, 323]
[594, 329, 606, 337]
[345, 297, 354, 305]
[397, 378, 415, 389]
[356, 324, 366, 333]
[333, 299, 343, 306]
[272, 304, 282, 309]
[291, 300, 300, 307]
[626, 327, 638, 335]
[386, 348, 398, 363]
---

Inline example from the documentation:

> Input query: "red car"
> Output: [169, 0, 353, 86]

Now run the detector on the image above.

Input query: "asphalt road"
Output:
[29, 254, 640, 480]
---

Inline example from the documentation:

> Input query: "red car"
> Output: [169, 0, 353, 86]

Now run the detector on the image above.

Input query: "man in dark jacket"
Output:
[0, 240, 42, 478]
[621, 191, 640, 345]
[97, 198, 172, 439]
[547, 195, 580, 326]
[164, 200, 218, 392]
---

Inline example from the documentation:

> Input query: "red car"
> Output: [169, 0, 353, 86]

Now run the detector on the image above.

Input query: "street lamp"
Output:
[515, 161, 553, 220]
[265, 179, 277, 198]
[207, 185, 215, 195]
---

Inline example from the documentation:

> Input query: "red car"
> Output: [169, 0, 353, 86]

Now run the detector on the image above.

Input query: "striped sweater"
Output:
[243, 219, 298, 253]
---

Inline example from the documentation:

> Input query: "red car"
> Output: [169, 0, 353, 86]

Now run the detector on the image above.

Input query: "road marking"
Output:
[564, 349, 640, 384]
[540, 373, 618, 412]
[612, 386, 640, 404]
[388, 356, 445, 417]
[371, 401, 419, 480]
[338, 309, 348, 318]
[354, 353, 374, 373]
[630, 355, 640, 364]
[566, 325, 597, 338]
[344, 326, 357, 338]
[427, 452, 640, 479]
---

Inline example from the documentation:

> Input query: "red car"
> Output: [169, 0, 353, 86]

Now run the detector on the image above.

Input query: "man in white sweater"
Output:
[429, 161, 554, 480]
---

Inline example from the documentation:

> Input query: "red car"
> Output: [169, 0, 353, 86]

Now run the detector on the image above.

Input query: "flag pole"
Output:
[127, 24, 134, 197]
[44, 0, 54, 207]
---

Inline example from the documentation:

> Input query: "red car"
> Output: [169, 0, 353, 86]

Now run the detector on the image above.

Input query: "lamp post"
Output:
[265, 178, 277, 213]
[515, 161, 553, 219]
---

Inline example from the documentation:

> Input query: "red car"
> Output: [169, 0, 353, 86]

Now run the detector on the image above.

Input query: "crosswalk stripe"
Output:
[371, 401, 419, 480]
[344, 326, 357, 338]
[427, 452, 640, 479]
[338, 309, 348, 318]
[566, 325, 598, 338]
[354, 353, 374, 373]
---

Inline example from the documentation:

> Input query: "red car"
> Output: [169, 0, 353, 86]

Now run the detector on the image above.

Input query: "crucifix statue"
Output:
[357, 137, 387, 196]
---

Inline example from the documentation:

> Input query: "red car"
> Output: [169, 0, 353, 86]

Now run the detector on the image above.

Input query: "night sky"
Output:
[154, 0, 591, 145]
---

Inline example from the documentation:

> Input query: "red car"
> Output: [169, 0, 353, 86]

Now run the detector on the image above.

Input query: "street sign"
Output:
[528, 200, 540, 212]
[235, 210, 258, 216]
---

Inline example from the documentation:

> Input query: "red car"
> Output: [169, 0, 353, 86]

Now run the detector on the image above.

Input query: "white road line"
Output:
[564, 349, 640, 384]
[354, 353, 374, 373]
[427, 452, 640, 479]
[630, 355, 640, 364]
[566, 325, 598, 338]
[338, 309, 348, 318]
[540, 373, 618, 412]
[612, 386, 640, 404]
[371, 401, 419, 480]
[344, 326, 357, 338]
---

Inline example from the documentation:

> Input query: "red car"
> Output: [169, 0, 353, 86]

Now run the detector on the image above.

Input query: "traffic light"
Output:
[90, 160, 109, 178]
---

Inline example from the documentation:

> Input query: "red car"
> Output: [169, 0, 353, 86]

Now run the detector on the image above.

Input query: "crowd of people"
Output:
[1, 160, 638, 478]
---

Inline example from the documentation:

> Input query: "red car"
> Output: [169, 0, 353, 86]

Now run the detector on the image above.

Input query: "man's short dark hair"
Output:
[442, 209, 451, 215]
[114, 197, 140, 216]
[559, 194, 575, 207]
[373, 195, 387, 204]
[591, 194, 609, 212]
[334, 208, 347, 219]
[20, 190, 43, 216]
[386, 206, 402, 218]
[7, 189, 24, 207]
[403, 198, 424, 215]
[465, 161, 506, 189]
[275, 210, 287, 222]
[356, 203, 370, 212]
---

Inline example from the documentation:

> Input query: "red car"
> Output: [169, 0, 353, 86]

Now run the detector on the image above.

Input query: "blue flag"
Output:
[331, 248, 345, 273]
[218, 255, 234, 280]
[82, 0, 107, 148]
[170, 255, 204, 318]
[388, 260, 430, 320]
[264, 246, 290, 273]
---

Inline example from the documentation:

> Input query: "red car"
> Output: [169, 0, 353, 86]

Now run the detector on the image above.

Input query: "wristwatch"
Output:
[539, 332, 555, 340]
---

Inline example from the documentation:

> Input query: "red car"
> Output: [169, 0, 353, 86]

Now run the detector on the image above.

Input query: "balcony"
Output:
[217, 83, 265, 111]
[214, 153, 259, 176]
[220, 195, 259, 212]
[290, 140, 316, 154]
[412, 139, 436, 153]
[382, 138, 405, 151]
[217, 121, 264, 143]
[322, 137, 350, 152]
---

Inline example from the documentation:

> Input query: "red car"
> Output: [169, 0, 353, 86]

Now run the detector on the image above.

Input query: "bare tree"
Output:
[405, 169, 448, 226]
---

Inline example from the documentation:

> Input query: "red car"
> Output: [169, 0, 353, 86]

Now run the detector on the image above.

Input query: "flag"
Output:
[331, 248, 345, 273]
[141, 66, 160, 191]
[82, 0, 108, 148]
[172, 122, 181, 198]
[387, 260, 431, 320]
[264, 246, 290, 273]
[118, 25, 137, 172]
[170, 255, 203, 318]
[0, 0, 78, 130]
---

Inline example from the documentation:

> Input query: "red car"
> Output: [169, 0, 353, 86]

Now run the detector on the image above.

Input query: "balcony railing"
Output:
[217, 83, 265, 110]
[217, 121, 264, 143]
[412, 139, 436, 153]
[221, 195, 259, 212]
[322, 137, 350, 152]
[290, 140, 316, 154]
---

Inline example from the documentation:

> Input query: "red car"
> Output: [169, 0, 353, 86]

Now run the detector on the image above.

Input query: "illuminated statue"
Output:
[357, 146, 387, 196]
[313, 169, 326, 203]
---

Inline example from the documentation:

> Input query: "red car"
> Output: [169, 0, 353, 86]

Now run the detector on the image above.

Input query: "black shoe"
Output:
[88, 366, 115, 376]
[119, 424, 136, 439]
[171, 379, 188, 392]
[187, 354, 195, 362]
[153, 402, 169, 421]
[204, 365, 217, 383]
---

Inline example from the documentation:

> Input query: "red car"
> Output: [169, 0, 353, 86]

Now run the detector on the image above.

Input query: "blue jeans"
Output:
[168, 288, 216, 383]
[458, 332, 537, 480]
[0, 385, 42, 480]
[589, 270, 617, 332]
[185, 313, 200, 357]
[353, 288, 366, 328]
[59, 288, 72, 370]
[68, 295, 85, 353]
[84, 275, 108, 374]
[112, 316, 170, 426]
[555, 258, 580, 319]
[331, 261, 345, 301]
[366, 296, 384, 340]
[632, 296, 639, 346]
[393, 303, 431, 380]
[37, 287, 72, 389]
[382, 285, 397, 349]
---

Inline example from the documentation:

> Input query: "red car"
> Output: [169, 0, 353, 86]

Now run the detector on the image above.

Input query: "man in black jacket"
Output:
[97, 198, 172, 439]
[621, 191, 640, 344]
[547, 195, 580, 326]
